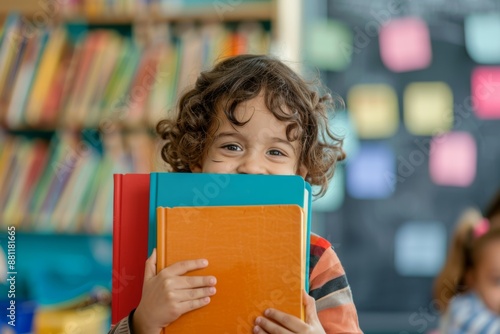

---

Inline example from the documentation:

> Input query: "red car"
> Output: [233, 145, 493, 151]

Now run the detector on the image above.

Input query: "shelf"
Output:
[0, 1, 275, 24]
[0, 230, 112, 238]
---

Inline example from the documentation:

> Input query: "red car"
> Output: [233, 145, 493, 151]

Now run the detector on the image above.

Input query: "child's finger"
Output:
[260, 308, 305, 332]
[143, 248, 157, 281]
[178, 296, 212, 314]
[255, 314, 295, 334]
[176, 286, 216, 302]
[164, 259, 209, 276]
[176, 275, 217, 289]
[303, 290, 320, 325]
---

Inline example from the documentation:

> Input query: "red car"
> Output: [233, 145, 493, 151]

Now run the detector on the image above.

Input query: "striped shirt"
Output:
[441, 292, 500, 334]
[309, 233, 362, 333]
[110, 233, 362, 334]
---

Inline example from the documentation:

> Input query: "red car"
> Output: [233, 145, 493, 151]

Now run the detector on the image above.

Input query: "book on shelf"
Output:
[25, 27, 68, 127]
[157, 204, 305, 334]
[0, 130, 154, 234]
[0, 14, 270, 129]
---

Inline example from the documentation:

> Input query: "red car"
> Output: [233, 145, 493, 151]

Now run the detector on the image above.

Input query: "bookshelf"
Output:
[0, 2, 276, 23]
[0, 0, 303, 331]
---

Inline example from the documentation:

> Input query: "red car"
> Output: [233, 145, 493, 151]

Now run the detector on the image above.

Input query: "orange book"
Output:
[157, 205, 304, 334]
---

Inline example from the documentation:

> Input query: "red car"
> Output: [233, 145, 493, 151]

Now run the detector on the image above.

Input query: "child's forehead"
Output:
[219, 93, 294, 119]
[479, 238, 500, 258]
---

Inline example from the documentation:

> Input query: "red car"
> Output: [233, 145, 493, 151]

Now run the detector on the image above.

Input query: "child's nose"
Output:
[236, 155, 266, 175]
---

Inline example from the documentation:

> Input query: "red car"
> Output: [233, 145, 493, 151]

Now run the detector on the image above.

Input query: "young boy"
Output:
[110, 55, 362, 334]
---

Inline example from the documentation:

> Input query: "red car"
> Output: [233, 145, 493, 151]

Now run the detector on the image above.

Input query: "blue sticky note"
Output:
[465, 13, 500, 64]
[394, 221, 447, 276]
[312, 166, 344, 212]
[346, 143, 395, 199]
[330, 110, 360, 158]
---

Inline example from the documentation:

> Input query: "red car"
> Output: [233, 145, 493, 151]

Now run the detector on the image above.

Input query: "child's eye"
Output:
[222, 144, 242, 151]
[268, 149, 285, 156]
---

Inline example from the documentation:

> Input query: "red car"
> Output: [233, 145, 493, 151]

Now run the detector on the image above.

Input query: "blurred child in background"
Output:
[434, 191, 500, 333]
[485, 192, 500, 227]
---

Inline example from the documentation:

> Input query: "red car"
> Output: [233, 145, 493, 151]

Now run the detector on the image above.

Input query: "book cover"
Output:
[5, 32, 45, 128]
[25, 27, 67, 126]
[86, 34, 121, 127]
[10, 140, 49, 227]
[112, 173, 150, 325]
[0, 139, 31, 226]
[40, 47, 72, 127]
[1, 139, 36, 226]
[149, 172, 312, 289]
[157, 205, 304, 334]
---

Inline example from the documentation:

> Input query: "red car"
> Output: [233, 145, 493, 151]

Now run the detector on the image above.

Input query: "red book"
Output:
[112, 174, 150, 324]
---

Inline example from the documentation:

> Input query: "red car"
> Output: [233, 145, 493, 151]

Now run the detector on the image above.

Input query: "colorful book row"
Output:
[59, 0, 272, 18]
[0, 130, 155, 234]
[0, 15, 270, 129]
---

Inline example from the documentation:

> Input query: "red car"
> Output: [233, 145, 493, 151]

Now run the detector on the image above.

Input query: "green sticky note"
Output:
[305, 20, 353, 71]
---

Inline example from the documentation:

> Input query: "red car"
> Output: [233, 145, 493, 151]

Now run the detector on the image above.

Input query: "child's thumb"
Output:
[303, 290, 320, 325]
[143, 248, 157, 281]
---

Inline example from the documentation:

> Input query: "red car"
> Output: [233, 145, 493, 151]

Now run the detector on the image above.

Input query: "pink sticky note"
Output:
[471, 67, 500, 119]
[379, 17, 432, 72]
[429, 132, 476, 187]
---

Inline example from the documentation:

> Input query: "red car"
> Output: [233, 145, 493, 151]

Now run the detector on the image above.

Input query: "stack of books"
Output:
[113, 172, 312, 333]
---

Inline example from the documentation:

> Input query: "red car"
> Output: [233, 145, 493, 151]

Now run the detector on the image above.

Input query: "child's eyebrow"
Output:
[213, 131, 241, 141]
[270, 137, 296, 152]
[214, 132, 296, 152]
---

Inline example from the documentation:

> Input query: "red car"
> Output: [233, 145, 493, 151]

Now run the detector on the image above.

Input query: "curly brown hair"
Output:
[156, 54, 345, 196]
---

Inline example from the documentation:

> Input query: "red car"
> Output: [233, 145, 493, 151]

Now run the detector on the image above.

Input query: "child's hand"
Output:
[253, 290, 326, 334]
[132, 249, 217, 334]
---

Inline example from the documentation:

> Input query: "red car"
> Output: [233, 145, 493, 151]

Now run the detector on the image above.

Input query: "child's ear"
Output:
[190, 163, 202, 173]
[297, 164, 308, 178]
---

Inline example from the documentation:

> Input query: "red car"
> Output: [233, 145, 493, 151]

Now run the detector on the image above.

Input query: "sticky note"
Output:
[312, 166, 344, 212]
[471, 67, 500, 119]
[404, 82, 453, 135]
[305, 20, 353, 71]
[346, 143, 395, 199]
[395, 221, 446, 276]
[429, 132, 476, 187]
[379, 17, 432, 72]
[347, 84, 399, 139]
[465, 13, 500, 64]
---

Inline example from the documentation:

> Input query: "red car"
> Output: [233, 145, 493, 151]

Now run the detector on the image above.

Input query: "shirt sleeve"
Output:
[444, 292, 500, 334]
[309, 234, 363, 334]
[108, 310, 134, 334]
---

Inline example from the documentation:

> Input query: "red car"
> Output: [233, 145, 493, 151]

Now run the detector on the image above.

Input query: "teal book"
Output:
[149, 172, 312, 290]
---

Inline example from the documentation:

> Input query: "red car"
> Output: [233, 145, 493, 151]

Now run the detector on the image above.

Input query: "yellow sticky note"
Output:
[404, 82, 453, 135]
[347, 84, 399, 138]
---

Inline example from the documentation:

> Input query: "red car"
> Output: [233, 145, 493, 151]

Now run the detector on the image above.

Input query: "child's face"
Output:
[472, 240, 500, 315]
[192, 94, 307, 177]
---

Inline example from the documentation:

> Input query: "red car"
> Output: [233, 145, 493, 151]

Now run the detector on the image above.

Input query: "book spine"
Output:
[111, 173, 122, 325]
[148, 172, 158, 255]
[157, 205, 167, 334]
[156, 207, 166, 275]
[305, 182, 312, 292]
